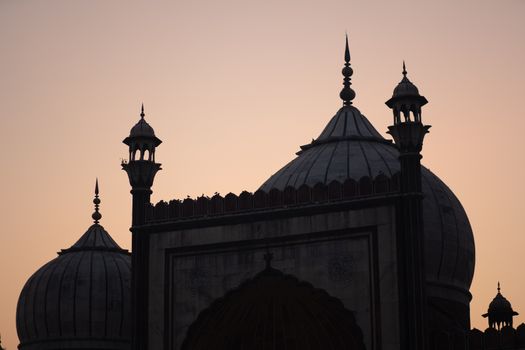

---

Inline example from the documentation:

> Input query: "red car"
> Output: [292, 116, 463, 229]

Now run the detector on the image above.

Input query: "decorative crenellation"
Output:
[145, 173, 400, 223]
[428, 325, 525, 350]
[468, 325, 525, 350]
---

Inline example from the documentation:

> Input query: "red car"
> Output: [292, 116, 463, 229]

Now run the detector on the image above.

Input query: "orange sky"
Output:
[1, 0, 524, 348]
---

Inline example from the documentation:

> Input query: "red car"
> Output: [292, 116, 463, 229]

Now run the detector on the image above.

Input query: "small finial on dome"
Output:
[92, 178, 102, 224]
[498, 281, 501, 293]
[339, 34, 356, 106]
[403, 60, 407, 77]
[140, 103, 145, 119]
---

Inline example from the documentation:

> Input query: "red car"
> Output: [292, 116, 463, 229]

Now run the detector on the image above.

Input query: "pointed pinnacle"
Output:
[498, 281, 501, 292]
[402, 61, 407, 77]
[92, 179, 102, 224]
[340, 34, 356, 106]
[140, 103, 145, 119]
[344, 34, 350, 63]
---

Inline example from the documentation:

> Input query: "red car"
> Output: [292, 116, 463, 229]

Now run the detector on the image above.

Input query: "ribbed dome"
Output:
[393, 75, 420, 97]
[130, 118, 155, 138]
[391, 64, 421, 98]
[260, 105, 475, 304]
[182, 262, 365, 350]
[16, 223, 131, 350]
[488, 293, 514, 314]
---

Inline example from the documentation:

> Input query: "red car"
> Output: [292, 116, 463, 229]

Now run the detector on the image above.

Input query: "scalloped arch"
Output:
[181, 266, 366, 350]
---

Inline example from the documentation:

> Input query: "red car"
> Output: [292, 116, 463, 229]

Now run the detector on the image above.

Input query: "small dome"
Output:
[123, 106, 162, 148]
[130, 118, 156, 138]
[485, 284, 518, 316]
[482, 284, 519, 329]
[16, 223, 131, 350]
[182, 261, 365, 350]
[488, 293, 514, 314]
[391, 63, 421, 98]
[393, 76, 420, 97]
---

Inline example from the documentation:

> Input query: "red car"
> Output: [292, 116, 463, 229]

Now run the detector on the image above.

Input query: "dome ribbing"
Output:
[16, 185, 131, 350]
[260, 105, 475, 305]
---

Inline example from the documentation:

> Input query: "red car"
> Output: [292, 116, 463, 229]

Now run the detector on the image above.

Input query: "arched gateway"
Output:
[181, 254, 365, 350]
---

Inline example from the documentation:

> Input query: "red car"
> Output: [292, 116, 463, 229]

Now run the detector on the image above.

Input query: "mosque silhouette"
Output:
[15, 38, 525, 350]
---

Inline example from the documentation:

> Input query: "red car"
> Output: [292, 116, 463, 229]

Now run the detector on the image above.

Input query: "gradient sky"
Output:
[1, 0, 524, 348]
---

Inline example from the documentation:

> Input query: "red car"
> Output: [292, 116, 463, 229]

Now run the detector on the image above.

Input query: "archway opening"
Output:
[182, 265, 365, 350]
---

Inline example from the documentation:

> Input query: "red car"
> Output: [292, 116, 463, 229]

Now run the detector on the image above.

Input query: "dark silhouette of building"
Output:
[17, 37, 518, 350]
[483, 283, 519, 330]
[123, 37, 475, 350]
[16, 181, 131, 350]
[122, 104, 162, 350]
[181, 252, 366, 350]
[468, 285, 525, 350]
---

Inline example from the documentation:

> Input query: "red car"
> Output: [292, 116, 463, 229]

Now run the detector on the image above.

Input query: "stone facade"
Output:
[144, 197, 399, 349]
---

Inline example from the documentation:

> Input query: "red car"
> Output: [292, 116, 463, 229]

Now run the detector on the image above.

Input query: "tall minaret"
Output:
[122, 104, 162, 226]
[386, 63, 430, 350]
[122, 104, 162, 350]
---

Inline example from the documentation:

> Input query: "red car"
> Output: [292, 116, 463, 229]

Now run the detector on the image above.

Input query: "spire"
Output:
[345, 34, 351, 62]
[402, 60, 407, 77]
[140, 103, 145, 119]
[92, 179, 102, 224]
[339, 34, 356, 106]
[498, 281, 501, 293]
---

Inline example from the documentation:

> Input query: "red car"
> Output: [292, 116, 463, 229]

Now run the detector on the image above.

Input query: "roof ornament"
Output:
[92, 179, 102, 224]
[339, 34, 356, 106]
[264, 248, 274, 270]
[498, 281, 501, 293]
[402, 60, 407, 78]
[140, 103, 145, 119]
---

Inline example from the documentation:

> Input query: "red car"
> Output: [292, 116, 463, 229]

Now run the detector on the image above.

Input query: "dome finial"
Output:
[339, 34, 356, 106]
[140, 103, 145, 119]
[403, 60, 407, 77]
[498, 281, 501, 293]
[92, 178, 102, 224]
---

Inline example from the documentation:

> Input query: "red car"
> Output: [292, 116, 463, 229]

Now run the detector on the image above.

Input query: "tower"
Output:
[122, 105, 162, 350]
[122, 104, 162, 226]
[386, 63, 430, 350]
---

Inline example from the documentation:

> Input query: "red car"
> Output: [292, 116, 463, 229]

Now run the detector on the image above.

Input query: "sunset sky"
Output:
[1, 0, 524, 348]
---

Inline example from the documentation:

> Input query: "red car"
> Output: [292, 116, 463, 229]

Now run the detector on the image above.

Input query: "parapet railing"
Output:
[468, 325, 525, 350]
[145, 173, 401, 223]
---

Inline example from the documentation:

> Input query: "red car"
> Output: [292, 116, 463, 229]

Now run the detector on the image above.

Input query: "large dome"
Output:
[16, 220, 131, 349]
[260, 105, 475, 307]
